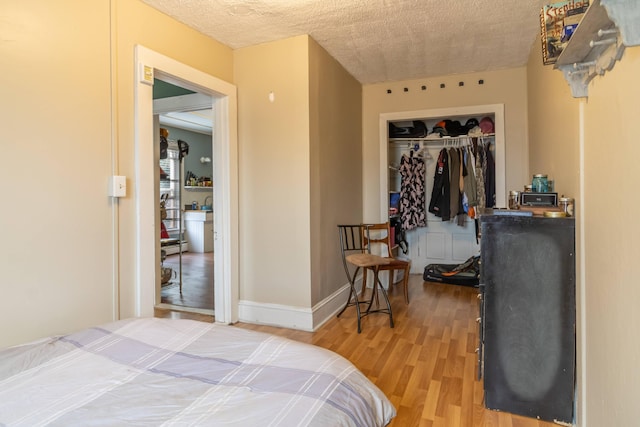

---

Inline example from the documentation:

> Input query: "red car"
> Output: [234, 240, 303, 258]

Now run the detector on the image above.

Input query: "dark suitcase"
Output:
[423, 255, 480, 287]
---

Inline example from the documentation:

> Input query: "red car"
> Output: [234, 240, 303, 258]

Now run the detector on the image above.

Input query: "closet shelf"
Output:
[185, 186, 213, 190]
[389, 134, 494, 144]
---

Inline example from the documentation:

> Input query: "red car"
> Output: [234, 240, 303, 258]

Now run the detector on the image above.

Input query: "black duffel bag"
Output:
[423, 255, 480, 287]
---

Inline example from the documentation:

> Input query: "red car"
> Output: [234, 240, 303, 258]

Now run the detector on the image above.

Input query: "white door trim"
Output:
[134, 45, 239, 323]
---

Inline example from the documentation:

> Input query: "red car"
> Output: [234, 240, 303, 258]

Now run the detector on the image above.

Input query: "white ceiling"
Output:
[154, 92, 214, 134]
[159, 110, 214, 135]
[142, 0, 549, 84]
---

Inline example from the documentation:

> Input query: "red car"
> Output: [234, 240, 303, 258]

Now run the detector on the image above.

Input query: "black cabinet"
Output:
[479, 214, 575, 424]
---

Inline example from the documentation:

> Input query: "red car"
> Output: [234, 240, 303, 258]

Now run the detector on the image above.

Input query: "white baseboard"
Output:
[156, 303, 214, 316]
[238, 279, 359, 332]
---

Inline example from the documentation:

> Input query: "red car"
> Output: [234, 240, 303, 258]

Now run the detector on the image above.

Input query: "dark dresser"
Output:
[479, 213, 575, 424]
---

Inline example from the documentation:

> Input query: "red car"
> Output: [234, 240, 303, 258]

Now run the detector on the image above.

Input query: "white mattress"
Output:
[0, 318, 395, 426]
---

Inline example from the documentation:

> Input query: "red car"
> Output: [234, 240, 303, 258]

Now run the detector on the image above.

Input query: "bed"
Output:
[0, 317, 395, 426]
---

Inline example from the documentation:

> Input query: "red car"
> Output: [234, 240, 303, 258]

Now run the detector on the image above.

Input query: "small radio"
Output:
[520, 192, 558, 207]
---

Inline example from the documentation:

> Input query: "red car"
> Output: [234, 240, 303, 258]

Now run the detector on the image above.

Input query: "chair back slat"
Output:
[361, 222, 392, 257]
[337, 224, 370, 284]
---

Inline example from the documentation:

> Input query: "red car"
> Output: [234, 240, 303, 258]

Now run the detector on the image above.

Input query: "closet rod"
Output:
[389, 137, 475, 149]
[389, 133, 494, 145]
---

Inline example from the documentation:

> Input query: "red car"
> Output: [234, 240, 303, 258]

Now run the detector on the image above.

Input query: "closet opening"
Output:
[379, 105, 505, 275]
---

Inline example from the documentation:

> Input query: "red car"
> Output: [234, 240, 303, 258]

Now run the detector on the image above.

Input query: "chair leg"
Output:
[337, 267, 364, 334]
[403, 265, 410, 304]
[364, 267, 394, 329]
[376, 269, 394, 328]
[360, 269, 368, 300]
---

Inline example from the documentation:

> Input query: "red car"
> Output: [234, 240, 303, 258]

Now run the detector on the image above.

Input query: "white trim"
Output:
[577, 100, 587, 427]
[238, 281, 356, 331]
[156, 303, 214, 317]
[109, 0, 119, 321]
[134, 45, 239, 324]
[379, 104, 506, 220]
[153, 93, 212, 114]
[239, 300, 315, 331]
[311, 284, 353, 330]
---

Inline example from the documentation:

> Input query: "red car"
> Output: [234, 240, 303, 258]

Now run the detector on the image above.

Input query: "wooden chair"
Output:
[336, 224, 394, 333]
[360, 222, 411, 304]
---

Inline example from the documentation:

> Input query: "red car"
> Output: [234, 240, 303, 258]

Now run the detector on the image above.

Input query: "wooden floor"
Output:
[155, 274, 559, 427]
[161, 252, 213, 310]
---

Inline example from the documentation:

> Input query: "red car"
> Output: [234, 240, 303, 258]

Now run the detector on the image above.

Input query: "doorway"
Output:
[134, 45, 239, 323]
[153, 85, 214, 312]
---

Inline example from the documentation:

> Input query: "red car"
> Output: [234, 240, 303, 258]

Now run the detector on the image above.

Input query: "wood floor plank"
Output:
[155, 275, 562, 427]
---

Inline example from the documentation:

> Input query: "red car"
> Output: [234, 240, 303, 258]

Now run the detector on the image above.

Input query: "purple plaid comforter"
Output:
[0, 318, 395, 426]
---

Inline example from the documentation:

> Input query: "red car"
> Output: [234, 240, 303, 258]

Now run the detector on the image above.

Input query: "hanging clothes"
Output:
[428, 148, 450, 221]
[448, 147, 461, 220]
[474, 142, 487, 209]
[463, 148, 478, 208]
[449, 148, 467, 226]
[456, 148, 467, 226]
[399, 152, 427, 230]
[484, 141, 496, 208]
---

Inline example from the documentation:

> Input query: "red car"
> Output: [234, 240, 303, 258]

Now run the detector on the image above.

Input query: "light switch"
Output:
[140, 64, 154, 85]
[110, 175, 127, 197]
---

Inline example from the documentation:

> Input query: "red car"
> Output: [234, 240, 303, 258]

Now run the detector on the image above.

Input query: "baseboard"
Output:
[238, 279, 360, 332]
[155, 303, 214, 316]
[310, 283, 352, 330]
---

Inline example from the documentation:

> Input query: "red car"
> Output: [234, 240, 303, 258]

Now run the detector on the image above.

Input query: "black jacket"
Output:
[428, 148, 450, 220]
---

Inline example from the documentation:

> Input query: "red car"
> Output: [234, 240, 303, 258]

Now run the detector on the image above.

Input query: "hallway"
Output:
[161, 252, 213, 310]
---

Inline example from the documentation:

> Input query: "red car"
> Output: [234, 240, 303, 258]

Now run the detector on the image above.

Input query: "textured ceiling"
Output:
[142, 0, 549, 84]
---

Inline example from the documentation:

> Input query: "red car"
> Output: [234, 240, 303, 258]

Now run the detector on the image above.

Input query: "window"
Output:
[160, 143, 181, 234]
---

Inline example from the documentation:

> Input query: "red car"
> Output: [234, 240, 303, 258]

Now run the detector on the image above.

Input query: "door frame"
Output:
[134, 45, 239, 323]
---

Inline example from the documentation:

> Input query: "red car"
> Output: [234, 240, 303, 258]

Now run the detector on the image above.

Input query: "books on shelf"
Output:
[540, 1, 590, 65]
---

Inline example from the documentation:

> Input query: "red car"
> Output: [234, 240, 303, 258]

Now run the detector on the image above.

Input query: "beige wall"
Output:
[234, 36, 312, 308]
[0, 0, 233, 348]
[308, 38, 362, 305]
[234, 35, 362, 312]
[113, 0, 233, 318]
[0, 0, 114, 348]
[581, 46, 640, 426]
[526, 38, 580, 199]
[362, 69, 529, 220]
[526, 35, 584, 424]
[7, 9, 639, 425]
[527, 30, 640, 425]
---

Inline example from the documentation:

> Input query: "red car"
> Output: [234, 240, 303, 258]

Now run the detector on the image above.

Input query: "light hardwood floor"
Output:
[155, 274, 559, 427]
[161, 252, 213, 309]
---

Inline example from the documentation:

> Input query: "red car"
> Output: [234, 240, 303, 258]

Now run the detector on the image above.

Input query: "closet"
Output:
[380, 104, 506, 274]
